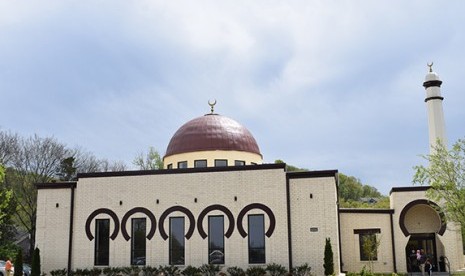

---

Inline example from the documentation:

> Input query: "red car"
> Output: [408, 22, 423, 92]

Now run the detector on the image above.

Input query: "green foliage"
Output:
[338, 173, 388, 208]
[14, 248, 23, 276]
[323, 238, 334, 276]
[0, 164, 16, 242]
[49, 269, 67, 276]
[57, 157, 77, 181]
[226, 266, 245, 276]
[31, 248, 41, 276]
[158, 265, 181, 276]
[199, 264, 220, 276]
[361, 234, 381, 273]
[291, 263, 312, 276]
[0, 243, 19, 260]
[265, 263, 287, 276]
[245, 266, 266, 276]
[414, 138, 465, 228]
[133, 147, 164, 170]
[274, 160, 307, 172]
[141, 266, 159, 276]
[182, 265, 201, 276]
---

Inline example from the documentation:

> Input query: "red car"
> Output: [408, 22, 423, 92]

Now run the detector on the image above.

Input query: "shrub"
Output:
[31, 248, 41, 276]
[182, 266, 201, 276]
[245, 266, 266, 276]
[266, 263, 287, 276]
[291, 263, 312, 276]
[50, 269, 67, 276]
[142, 266, 159, 276]
[199, 264, 220, 276]
[14, 248, 23, 276]
[226, 266, 245, 276]
[159, 265, 180, 276]
[323, 238, 334, 276]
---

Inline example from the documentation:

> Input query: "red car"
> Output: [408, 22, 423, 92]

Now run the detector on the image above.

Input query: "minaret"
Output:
[423, 63, 447, 154]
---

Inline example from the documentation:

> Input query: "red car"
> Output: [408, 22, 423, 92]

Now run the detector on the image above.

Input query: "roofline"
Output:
[339, 208, 394, 214]
[36, 182, 77, 190]
[286, 169, 338, 179]
[389, 186, 430, 195]
[77, 163, 286, 179]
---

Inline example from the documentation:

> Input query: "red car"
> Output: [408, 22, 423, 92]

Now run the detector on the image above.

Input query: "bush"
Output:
[158, 265, 180, 276]
[199, 264, 220, 276]
[245, 266, 266, 276]
[266, 263, 287, 276]
[142, 266, 159, 276]
[14, 248, 23, 276]
[226, 267, 245, 276]
[291, 263, 312, 276]
[323, 238, 334, 276]
[50, 269, 67, 276]
[31, 248, 41, 276]
[182, 266, 201, 276]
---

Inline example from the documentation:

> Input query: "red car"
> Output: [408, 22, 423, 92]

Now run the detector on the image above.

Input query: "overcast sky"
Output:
[1, 1, 464, 194]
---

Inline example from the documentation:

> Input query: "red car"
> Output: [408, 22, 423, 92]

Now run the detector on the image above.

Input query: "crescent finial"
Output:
[208, 99, 217, 114]
[427, 62, 434, 72]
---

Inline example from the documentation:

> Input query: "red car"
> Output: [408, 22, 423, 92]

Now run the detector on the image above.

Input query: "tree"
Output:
[0, 164, 16, 244]
[31, 247, 41, 276]
[14, 248, 23, 276]
[361, 234, 381, 273]
[133, 147, 164, 170]
[274, 159, 307, 172]
[323, 238, 334, 276]
[0, 130, 128, 259]
[414, 138, 465, 226]
[414, 138, 465, 252]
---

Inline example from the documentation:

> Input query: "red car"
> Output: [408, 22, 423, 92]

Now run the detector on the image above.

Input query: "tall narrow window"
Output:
[248, 214, 265, 264]
[95, 219, 110, 266]
[354, 229, 380, 261]
[178, 161, 187, 169]
[131, 218, 146, 265]
[170, 217, 185, 265]
[208, 216, 225, 264]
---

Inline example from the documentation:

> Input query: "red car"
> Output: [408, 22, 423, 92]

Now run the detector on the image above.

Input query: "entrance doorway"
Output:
[405, 233, 437, 272]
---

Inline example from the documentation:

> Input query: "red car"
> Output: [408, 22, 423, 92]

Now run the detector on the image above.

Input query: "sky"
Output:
[1, 1, 464, 195]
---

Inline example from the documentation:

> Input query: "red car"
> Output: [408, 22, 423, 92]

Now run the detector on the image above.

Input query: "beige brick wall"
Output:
[70, 168, 290, 271]
[289, 176, 340, 276]
[391, 189, 464, 272]
[339, 212, 393, 273]
[36, 188, 72, 274]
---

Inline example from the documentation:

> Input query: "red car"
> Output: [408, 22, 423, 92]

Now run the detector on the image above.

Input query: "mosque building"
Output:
[35, 67, 464, 275]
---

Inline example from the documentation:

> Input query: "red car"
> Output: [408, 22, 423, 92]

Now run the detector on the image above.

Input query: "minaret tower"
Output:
[423, 63, 447, 154]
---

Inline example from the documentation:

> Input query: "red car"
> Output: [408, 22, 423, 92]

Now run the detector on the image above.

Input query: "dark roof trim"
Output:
[339, 208, 394, 214]
[77, 163, 286, 179]
[36, 182, 77, 189]
[390, 186, 430, 195]
[354, 228, 381, 234]
[286, 169, 338, 179]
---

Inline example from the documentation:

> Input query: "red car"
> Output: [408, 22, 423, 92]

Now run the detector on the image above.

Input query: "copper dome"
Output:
[164, 114, 261, 158]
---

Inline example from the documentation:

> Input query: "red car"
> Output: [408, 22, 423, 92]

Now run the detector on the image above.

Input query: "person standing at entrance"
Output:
[5, 258, 13, 276]
[425, 258, 433, 276]
[419, 249, 427, 276]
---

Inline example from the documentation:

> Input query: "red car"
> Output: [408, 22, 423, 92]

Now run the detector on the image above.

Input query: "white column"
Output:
[423, 65, 447, 154]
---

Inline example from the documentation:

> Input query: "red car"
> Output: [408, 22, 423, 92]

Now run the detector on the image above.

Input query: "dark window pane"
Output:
[167, 164, 173, 169]
[131, 218, 146, 265]
[214, 159, 228, 167]
[170, 217, 185, 265]
[208, 216, 224, 264]
[248, 215, 265, 264]
[234, 160, 246, 166]
[359, 233, 378, 261]
[178, 161, 187, 168]
[95, 219, 110, 266]
[194, 160, 207, 168]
